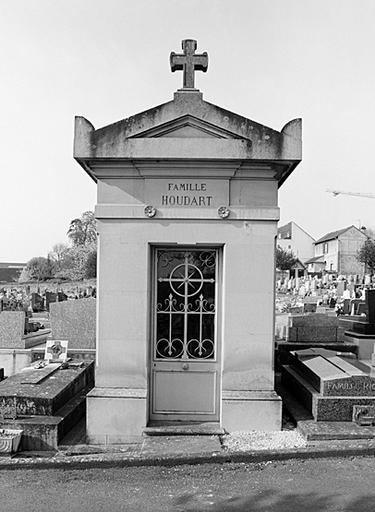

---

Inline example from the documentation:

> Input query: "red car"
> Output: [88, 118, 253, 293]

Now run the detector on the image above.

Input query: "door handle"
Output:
[182, 363, 189, 370]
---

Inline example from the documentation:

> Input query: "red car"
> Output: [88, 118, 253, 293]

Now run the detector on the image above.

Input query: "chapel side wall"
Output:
[95, 218, 277, 392]
[222, 221, 276, 391]
[95, 219, 149, 389]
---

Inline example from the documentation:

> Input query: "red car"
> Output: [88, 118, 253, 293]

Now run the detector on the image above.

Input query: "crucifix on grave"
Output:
[170, 39, 208, 89]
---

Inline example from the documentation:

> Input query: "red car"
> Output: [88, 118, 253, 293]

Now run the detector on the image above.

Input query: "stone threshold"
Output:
[144, 422, 225, 436]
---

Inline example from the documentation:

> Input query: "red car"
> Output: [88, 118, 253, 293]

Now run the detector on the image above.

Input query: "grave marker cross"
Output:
[170, 39, 208, 89]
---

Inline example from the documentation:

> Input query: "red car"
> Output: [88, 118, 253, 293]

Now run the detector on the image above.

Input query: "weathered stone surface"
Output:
[313, 396, 375, 422]
[0, 362, 94, 416]
[0, 387, 88, 450]
[0, 311, 25, 348]
[287, 314, 346, 343]
[290, 313, 339, 327]
[50, 298, 96, 349]
[170, 39, 208, 90]
[303, 303, 317, 313]
[288, 326, 338, 343]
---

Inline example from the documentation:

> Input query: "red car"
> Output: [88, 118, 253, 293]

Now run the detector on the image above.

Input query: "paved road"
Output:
[1, 456, 375, 511]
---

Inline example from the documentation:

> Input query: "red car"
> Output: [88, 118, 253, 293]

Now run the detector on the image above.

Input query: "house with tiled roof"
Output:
[309, 225, 368, 274]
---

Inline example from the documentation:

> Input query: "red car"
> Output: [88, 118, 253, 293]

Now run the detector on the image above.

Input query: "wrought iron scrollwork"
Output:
[155, 250, 217, 360]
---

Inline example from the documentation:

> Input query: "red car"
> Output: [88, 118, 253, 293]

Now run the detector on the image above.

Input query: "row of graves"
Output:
[0, 297, 96, 452]
[277, 289, 375, 439]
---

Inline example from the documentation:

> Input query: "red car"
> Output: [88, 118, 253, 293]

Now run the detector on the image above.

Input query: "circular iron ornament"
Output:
[218, 206, 230, 219]
[144, 205, 156, 218]
[170, 263, 204, 297]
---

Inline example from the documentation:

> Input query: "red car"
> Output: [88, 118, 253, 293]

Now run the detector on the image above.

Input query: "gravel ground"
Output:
[222, 430, 307, 451]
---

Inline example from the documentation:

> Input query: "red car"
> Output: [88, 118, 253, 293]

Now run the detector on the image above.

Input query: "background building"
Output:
[277, 221, 315, 263]
[313, 225, 367, 274]
[0, 262, 26, 283]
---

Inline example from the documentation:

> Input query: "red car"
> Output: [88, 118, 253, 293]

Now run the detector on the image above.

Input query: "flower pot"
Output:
[0, 429, 23, 453]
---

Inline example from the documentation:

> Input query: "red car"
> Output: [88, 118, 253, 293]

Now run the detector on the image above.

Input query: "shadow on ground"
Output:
[173, 489, 374, 512]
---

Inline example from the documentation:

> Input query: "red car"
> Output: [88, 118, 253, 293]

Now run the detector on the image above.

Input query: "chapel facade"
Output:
[74, 39, 302, 442]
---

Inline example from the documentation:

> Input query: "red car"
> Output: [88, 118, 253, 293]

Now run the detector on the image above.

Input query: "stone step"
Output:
[0, 384, 91, 450]
[144, 422, 225, 436]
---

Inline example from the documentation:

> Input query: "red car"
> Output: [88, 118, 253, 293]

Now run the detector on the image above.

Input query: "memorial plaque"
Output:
[353, 405, 375, 425]
[145, 178, 229, 208]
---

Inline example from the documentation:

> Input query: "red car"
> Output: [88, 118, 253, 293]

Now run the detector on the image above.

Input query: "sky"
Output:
[1, 0, 375, 262]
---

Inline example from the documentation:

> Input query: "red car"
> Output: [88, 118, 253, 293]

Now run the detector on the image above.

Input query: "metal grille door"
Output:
[150, 248, 220, 422]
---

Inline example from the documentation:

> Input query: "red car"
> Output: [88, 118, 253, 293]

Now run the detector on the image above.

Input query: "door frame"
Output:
[147, 243, 223, 424]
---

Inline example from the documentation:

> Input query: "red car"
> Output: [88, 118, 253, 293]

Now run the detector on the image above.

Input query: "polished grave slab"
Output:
[281, 348, 375, 421]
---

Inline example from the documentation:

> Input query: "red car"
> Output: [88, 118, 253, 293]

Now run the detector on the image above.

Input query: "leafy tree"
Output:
[276, 246, 298, 271]
[85, 249, 97, 279]
[67, 211, 97, 247]
[18, 267, 31, 283]
[25, 257, 55, 282]
[357, 239, 375, 273]
[48, 243, 70, 272]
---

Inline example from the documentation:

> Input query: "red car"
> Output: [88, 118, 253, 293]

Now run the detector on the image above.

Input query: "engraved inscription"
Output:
[325, 379, 375, 396]
[161, 182, 213, 207]
[145, 178, 229, 209]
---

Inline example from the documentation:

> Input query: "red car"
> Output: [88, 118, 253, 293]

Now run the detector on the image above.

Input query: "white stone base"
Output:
[221, 390, 282, 432]
[344, 332, 375, 360]
[86, 387, 147, 444]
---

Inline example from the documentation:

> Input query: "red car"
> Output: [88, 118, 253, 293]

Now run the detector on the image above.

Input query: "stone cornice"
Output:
[95, 204, 280, 221]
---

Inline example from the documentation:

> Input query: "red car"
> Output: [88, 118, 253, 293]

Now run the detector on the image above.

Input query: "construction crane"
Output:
[326, 189, 375, 199]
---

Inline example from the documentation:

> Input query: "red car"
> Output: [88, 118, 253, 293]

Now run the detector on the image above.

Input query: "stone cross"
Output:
[170, 39, 208, 89]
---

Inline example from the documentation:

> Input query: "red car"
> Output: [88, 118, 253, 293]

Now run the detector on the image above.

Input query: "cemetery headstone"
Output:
[49, 298, 96, 349]
[287, 313, 344, 343]
[31, 293, 44, 312]
[0, 311, 25, 348]
[303, 303, 317, 314]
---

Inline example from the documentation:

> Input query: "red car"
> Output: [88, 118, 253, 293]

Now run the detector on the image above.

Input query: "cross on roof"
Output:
[170, 39, 208, 90]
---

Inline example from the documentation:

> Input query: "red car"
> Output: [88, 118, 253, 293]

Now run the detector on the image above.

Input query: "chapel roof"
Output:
[74, 39, 302, 186]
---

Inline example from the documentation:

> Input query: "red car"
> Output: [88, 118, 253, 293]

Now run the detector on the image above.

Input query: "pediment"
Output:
[129, 115, 247, 140]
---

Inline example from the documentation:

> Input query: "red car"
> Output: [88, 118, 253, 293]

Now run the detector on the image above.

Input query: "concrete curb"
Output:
[1, 444, 375, 471]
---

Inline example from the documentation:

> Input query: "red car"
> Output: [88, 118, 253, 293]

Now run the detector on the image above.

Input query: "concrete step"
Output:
[144, 422, 225, 436]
